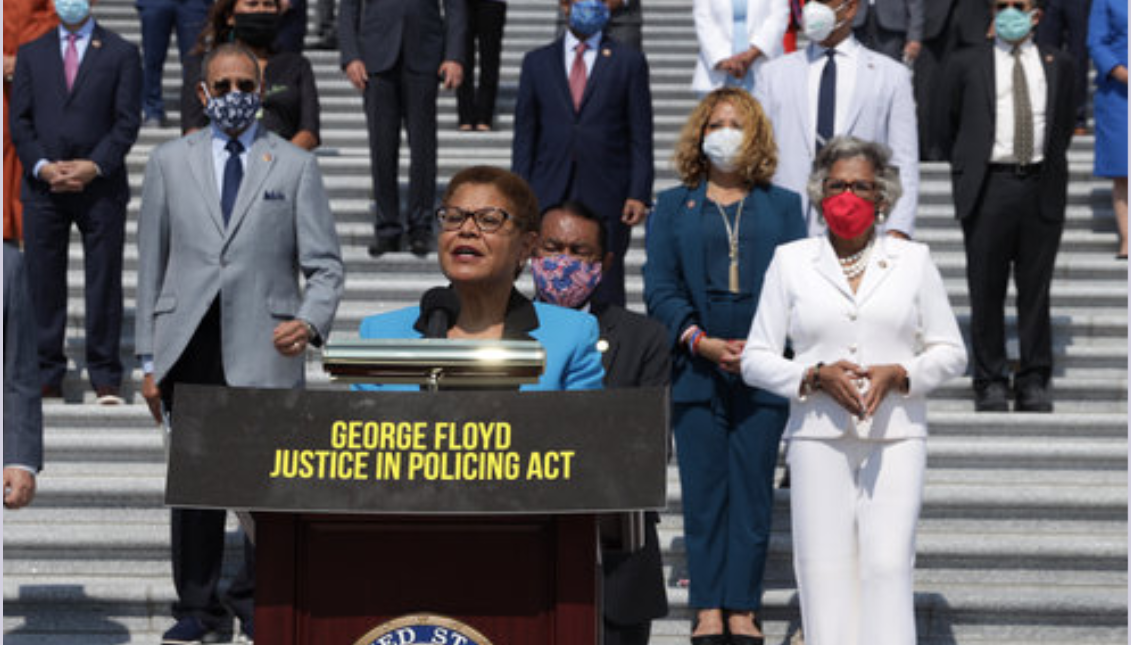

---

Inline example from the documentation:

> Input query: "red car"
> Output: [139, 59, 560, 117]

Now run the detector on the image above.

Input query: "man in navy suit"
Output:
[4, 243, 43, 510]
[512, 0, 654, 307]
[9, 0, 141, 403]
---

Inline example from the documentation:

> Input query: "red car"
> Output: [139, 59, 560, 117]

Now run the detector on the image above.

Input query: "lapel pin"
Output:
[1045, 55, 1053, 63]
[602, 48, 611, 57]
[91, 39, 102, 48]
[596, 339, 609, 353]
[687, 200, 696, 208]
[262, 153, 272, 162]
[878, 260, 888, 269]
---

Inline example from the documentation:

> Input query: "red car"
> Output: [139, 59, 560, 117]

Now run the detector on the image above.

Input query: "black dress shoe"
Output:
[368, 236, 401, 258]
[974, 381, 1010, 412]
[729, 636, 764, 645]
[1015, 380, 1053, 413]
[690, 634, 729, 645]
[408, 230, 431, 257]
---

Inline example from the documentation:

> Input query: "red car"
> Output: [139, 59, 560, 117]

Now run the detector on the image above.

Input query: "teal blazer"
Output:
[354, 295, 605, 392]
[643, 181, 805, 404]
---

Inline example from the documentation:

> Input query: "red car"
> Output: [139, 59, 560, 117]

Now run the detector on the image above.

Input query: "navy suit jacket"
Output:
[9, 22, 141, 199]
[338, 0, 466, 75]
[512, 36, 654, 220]
[3, 244, 43, 472]
[643, 181, 806, 404]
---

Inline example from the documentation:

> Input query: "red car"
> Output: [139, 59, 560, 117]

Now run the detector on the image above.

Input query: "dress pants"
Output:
[136, 0, 211, 121]
[161, 300, 255, 629]
[363, 58, 439, 242]
[788, 435, 926, 645]
[457, 0, 507, 128]
[673, 380, 787, 610]
[21, 185, 125, 389]
[1036, 0, 1092, 129]
[961, 168, 1063, 389]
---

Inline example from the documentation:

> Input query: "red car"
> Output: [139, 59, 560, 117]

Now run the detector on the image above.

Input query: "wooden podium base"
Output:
[254, 513, 599, 645]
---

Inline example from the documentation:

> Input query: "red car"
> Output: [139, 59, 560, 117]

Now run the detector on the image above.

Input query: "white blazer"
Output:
[692, 0, 789, 93]
[741, 236, 966, 440]
[753, 42, 920, 237]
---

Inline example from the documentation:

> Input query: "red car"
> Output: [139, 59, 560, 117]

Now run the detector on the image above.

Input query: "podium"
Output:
[166, 385, 668, 645]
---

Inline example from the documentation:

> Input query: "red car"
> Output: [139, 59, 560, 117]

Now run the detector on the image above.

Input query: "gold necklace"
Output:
[714, 196, 745, 293]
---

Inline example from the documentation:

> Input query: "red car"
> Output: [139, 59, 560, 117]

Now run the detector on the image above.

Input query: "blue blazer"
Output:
[3, 244, 43, 471]
[643, 181, 806, 404]
[9, 23, 141, 200]
[511, 36, 654, 219]
[355, 301, 605, 392]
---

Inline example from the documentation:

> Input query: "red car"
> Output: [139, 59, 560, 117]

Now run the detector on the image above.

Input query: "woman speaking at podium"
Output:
[355, 165, 605, 391]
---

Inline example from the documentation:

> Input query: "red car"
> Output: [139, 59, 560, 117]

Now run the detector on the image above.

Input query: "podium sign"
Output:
[165, 385, 668, 514]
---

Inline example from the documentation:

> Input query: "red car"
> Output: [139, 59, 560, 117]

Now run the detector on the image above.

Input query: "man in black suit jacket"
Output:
[4, 243, 43, 510]
[942, 0, 1074, 413]
[339, 0, 466, 258]
[513, 0, 654, 308]
[533, 200, 669, 645]
[9, 0, 140, 403]
[556, 0, 645, 51]
[915, 0, 992, 159]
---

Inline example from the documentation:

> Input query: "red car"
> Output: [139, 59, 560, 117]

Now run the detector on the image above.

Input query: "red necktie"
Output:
[569, 42, 588, 111]
[64, 33, 79, 91]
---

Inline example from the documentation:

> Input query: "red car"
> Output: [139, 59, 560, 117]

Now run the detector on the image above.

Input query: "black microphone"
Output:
[420, 287, 461, 339]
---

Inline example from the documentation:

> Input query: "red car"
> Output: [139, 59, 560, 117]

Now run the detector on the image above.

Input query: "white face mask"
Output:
[802, 1, 843, 43]
[702, 127, 745, 173]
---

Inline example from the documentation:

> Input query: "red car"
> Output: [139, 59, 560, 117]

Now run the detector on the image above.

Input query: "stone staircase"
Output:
[4, 0, 1127, 643]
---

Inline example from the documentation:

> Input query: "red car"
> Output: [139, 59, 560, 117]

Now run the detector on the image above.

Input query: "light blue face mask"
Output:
[569, 0, 611, 38]
[995, 7, 1035, 43]
[55, 0, 90, 26]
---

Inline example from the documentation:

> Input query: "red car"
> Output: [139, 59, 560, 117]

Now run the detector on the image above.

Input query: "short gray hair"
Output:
[200, 43, 262, 87]
[806, 136, 903, 219]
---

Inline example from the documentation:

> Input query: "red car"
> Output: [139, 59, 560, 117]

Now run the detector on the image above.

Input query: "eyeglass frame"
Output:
[204, 77, 260, 97]
[822, 178, 879, 199]
[435, 205, 515, 233]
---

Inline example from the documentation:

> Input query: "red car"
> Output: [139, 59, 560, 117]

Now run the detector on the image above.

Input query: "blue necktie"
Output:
[816, 49, 837, 151]
[221, 138, 244, 225]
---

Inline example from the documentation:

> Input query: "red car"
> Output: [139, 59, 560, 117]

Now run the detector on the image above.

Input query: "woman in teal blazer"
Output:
[643, 88, 805, 644]
[355, 165, 604, 393]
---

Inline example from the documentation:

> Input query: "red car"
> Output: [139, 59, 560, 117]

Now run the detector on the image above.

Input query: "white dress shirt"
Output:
[807, 36, 862, 140]
[991, 37, 1047, 163]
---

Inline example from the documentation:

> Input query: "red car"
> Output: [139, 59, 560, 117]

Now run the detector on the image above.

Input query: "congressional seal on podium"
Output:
[352, 614, 496, 645]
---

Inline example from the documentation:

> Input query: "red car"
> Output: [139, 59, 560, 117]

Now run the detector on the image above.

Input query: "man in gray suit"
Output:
[339, 0, 466, 258]
[4, 242, 43, 510]
[853, 0, 925, 63]
[755, 0, 919, 238]
[135, 43, 344, 644]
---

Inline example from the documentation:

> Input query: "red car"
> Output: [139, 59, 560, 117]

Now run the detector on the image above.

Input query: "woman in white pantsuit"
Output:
[692, 0, 789, 94]
[740, 136, 966, 645]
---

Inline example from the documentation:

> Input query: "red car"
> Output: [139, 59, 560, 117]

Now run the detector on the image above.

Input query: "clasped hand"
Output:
[41, 160, 98, 193]
[816, 360, 907, 419]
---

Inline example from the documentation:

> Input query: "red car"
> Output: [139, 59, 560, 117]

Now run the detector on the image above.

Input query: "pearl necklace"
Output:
[838, 237, 874, 279]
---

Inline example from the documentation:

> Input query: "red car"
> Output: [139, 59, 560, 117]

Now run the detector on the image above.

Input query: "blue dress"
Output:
[1087, 0, 1128, 177]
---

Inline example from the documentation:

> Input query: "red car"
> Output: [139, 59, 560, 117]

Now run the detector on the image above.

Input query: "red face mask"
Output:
[821, 191, 876, 240]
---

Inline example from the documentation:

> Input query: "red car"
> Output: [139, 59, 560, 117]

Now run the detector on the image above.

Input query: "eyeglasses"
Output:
[995, 1, 1029, 10]
[436, 206, 513, 233]
[824, 179, 878, 197]
[208, 77, 258, 96]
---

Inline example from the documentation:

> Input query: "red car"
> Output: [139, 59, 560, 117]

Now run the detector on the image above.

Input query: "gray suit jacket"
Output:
[135, 127, 344, 388]
[853, 0, 925, 42]
[754, 43, 920, 237]
[4, 243, 43, 471]
[338, 0, 467, 75]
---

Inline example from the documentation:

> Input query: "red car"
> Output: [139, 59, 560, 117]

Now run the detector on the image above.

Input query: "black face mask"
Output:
[233, 12, 280, 49]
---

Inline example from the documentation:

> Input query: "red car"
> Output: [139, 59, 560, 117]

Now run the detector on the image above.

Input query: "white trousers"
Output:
[787, 435, 926, 645]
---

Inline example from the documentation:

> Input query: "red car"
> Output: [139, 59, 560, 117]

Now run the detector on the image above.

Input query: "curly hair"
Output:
[806, 136, 903, 219]
[672, 87, 778, 187]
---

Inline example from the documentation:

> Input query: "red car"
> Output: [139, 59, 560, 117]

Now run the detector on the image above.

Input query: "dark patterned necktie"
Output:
[1012, 45, 1034, 165]
[221, 138, 244, 225]
[817, 49, 837, 151]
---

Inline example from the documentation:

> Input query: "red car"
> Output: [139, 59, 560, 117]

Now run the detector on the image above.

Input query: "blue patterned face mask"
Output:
[201, 85, 261, 133]
[569, 0, 611, 38]
[55, 0, 90, 25]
